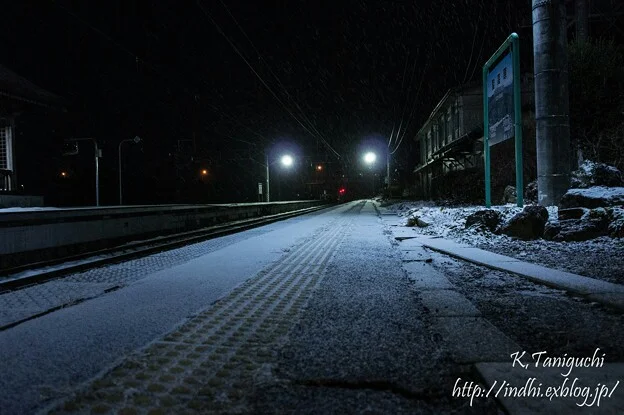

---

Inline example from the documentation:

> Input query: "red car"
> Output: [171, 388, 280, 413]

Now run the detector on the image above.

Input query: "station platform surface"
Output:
[1, 200, 622, 414]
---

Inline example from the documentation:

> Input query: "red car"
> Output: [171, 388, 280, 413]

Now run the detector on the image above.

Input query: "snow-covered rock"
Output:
[406, 216, 430, 227]
[607, 207, 624, 238]
[500, 205, 549, 240]
[571, 160, 623, 188]
[557, 207, 588, 220]
[525, 180, 538, 203]
[550, 208, 610, 242]
[465, 209, 502, 233]
[543, 221, 562, 240]
[501, 185, 517, 204]
[559, 186, 624, 209]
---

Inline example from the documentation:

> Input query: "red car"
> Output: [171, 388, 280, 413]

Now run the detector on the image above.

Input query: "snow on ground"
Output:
[384, 200, 624, 285]
[0, 207, 63, 212]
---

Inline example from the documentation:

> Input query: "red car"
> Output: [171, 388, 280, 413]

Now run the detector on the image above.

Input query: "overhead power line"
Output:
[196, 0, 341, 159]
[216, 0, 336, 154]
[49, 0, 270, 146]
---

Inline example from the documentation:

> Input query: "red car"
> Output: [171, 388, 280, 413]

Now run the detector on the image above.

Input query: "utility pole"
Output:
[532, 0, 571, 206]
[64, 138, 101, 206]
[574, 0, 588, 168]
[576, 0, 588, 42]
[386, 152, 390, 195]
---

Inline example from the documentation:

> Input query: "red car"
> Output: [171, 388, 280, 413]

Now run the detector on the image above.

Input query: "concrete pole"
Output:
[118, 142, 124, 205]
[574, 0, 588, 167]
[576, 0, 588, 42]
[93, 140, 100, 207]
[532, 0, 571, 206]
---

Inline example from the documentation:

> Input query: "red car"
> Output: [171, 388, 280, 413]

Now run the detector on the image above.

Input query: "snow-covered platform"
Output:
[2, 200, 623, 414]
[0, 201, 326, 270]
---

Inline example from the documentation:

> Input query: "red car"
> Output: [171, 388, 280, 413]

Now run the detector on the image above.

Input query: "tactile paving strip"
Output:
[0, 212, 342, 330]
[47, 212, 357, 414]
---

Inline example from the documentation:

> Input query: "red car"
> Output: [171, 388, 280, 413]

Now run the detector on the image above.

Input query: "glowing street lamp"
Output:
[200, 168, 208, 176]
[364, 151, 377, 164]
[281, 154, 293, 167]
[316, 164, 323, 171]
[265, 153, 294, 202]
[363, 151, 378, 197]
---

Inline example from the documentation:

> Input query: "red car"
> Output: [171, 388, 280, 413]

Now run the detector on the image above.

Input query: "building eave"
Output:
[0, 64, 68, 112]
[414, 81, 483, 142]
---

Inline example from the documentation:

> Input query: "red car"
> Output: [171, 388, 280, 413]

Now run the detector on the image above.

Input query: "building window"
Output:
[491, 79, 495, 90]
[446, 109, 452, 142]
[0, 126, 9, 169]
[497, 73, 501, 85]
[427, 130, 432, 154]
[503, 67, 507, 80]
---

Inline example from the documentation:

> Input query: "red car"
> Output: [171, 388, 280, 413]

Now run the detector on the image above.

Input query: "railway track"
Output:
[0, 204, 330, 293]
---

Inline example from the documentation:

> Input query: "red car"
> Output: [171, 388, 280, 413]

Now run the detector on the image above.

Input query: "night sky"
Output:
[0, 0, 553, 204]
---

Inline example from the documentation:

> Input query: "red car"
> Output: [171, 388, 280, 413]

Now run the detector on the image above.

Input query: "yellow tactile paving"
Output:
[48, 219, 350, 414]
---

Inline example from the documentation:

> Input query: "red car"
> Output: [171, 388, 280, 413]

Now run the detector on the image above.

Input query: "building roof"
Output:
[414, 81, 482, 141]
[0, 64, 67, 110]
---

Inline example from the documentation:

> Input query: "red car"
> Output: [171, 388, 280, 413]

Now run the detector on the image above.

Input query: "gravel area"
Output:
[473, 236, 624, 285]
[384, 200, 624, 285]
[427, 250, 624, 362]
[252, 203, 502, 414]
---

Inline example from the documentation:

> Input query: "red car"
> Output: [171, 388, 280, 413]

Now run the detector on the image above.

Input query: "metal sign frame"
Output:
[483, 32, 523, 207]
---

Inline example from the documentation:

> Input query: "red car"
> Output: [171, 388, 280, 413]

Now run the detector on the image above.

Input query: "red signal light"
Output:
[339, 188, 345, 194]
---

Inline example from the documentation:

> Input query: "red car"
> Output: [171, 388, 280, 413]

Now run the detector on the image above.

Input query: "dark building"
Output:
[0, 64, 66, 206]
[412, 75, 534, 200]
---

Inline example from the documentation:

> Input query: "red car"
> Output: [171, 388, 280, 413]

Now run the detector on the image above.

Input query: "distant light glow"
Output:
[364, 152, 376, 164]
[281, 155, 294, 167]
[201, 169, 208, 176]
[60, 171, 67, 177]
[316, 164, 323, 171]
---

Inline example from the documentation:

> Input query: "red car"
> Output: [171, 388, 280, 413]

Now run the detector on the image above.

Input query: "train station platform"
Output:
[1, 200, 622, 414]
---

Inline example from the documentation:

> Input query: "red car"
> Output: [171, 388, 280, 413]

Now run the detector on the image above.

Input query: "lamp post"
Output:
[363, 151, 377, 197]
[265, 152, 294, 202]
[118, 136, 142, 205]
[64, 137, 101, 206]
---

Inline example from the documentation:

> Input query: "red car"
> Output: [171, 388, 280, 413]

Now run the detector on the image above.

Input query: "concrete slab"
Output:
[403, 262, 455, 290]
[499, 263, 624, 295]
[415, 236, 473, 249]
[389, 227, 418, 239]
[382, 219, 404, 227]
[415, 236, 624, 311]
[396, 238, 424, 248]
[418, 289, 481, 317]
[401, 249, 432, 262]
[586, 292, 624, 311]
[432, 316, 520, 364]
[476, 362, 624, 414]
[441, 247, 522, 263]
